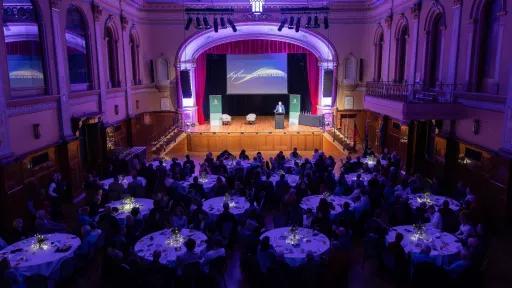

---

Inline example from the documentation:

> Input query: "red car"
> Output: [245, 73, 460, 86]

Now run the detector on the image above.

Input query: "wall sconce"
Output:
[473, 119, 480, 135]
[136, 100, 140, 110]
[33, 124, 41, 139]
[114, 105, 119, 115]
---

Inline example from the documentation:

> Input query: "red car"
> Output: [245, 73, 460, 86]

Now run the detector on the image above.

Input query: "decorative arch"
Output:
[394, 15, 409, 82]
[129, 25, 141, 85]
[176, 22, 338, 124]
[373, 24, 385, 81]
[470, 0, 507, 20]
[104, 15, 119, 41]
[424, 1, 447, 32]
[104, 15, 120, 88]
[65, 4, 92, 87]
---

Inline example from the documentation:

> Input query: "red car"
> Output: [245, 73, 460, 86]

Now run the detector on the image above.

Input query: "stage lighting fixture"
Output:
[213, 17, 219, 32]
[288, 16, 295, 29]
[324, 16, 329, 29]
[220, 17, 227, 29]
[305, 16, 312, 28]
[203, 17, 211, 29]
[278, 18, 287, 32]
[314, 15, 320, 28]
[227, 18, 237, 32]
[295, 16, 301, 32]
[195, 16, 203, 29]
[185, 16, 193, 30]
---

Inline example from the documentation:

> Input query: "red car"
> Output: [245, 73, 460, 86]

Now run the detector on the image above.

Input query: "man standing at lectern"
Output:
[274, 101, 285, 114]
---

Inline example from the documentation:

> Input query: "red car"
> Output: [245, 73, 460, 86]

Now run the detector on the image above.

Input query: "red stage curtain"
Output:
[195, 39, 319, 124]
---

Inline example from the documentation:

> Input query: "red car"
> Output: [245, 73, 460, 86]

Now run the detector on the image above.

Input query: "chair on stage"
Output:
[246, 113, 256, 125]
[221, 114, 232, 125]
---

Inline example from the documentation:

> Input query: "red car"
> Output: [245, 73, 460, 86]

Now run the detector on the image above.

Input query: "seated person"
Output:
[34, 210, 67, 234]
[188, 176, 206, 199]
[444, 249, 472, 280]
[177, 238, 202, 269]
[257, 236, 276, 273]
[289, 147, 302, 160]
[183, 155, 196, 177]
[238, 149, 250, 161]
[217, 150, 234, 161]
[107, 175, 126, 201]
[6, 218, 29, 244]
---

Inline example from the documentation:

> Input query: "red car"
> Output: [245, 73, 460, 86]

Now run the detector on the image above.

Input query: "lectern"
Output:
[275, 113, 285, 129]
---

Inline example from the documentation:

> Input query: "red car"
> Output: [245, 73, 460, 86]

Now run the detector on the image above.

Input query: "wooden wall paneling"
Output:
[226, 134, 242, 152]
[314, 134, 322, 150]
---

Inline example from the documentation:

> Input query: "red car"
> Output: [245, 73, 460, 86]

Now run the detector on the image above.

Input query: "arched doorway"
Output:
[175, 22, 338, 124]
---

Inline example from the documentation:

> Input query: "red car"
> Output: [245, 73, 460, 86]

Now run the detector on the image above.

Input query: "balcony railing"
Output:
[366, 82, 458, 103]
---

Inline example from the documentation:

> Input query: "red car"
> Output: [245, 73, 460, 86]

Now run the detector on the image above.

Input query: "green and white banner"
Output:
[289, 94, 301, 125]
[209, 95, 222, 126]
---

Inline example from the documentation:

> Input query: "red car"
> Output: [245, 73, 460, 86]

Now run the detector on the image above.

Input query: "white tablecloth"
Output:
[179, 174, 223, 193]
[224, 160, 252, 172]
[345, 173, 372, 185]
[101, 176, 147, 189]
[203, 196, 250, 215]
[108, 198, 153, 220]
[134, 229, 208, 266]
[360, 157, 388, 168]
[263, 174, 300, 187]
[300, 195, 354, 215]
[149, 160, 171, 169]
[0, 233, 81, 277]
[260, 227, 330, 266]
[408, 194, 461, 211]
[386, 225, 462, 265]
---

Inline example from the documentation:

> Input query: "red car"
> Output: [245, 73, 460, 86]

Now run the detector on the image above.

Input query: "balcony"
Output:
[364, 82, 465, 121]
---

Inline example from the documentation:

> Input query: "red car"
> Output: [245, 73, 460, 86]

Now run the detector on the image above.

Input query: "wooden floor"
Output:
[188, 116, 322, 133]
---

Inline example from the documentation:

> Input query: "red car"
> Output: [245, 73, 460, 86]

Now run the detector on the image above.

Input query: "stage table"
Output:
[134, 229, 207, 266]
[299, 114, 324, 128]
[107, 198, 153, 220]
[203, 196, 250, 215]
[101, 176, 146, 189]
[0, 233, 81, 277]
[260, 227, 330, 266]
[408, 194, 461, 211]
[300, 195, 354, 215]
[386, 225, 462, 265]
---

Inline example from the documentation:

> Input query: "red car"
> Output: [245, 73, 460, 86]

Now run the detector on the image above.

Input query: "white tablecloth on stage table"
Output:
[300, 195, 354, 215]
[101, 176, 147, 189]
[408, 194, 461, 211]
[203, 196, 250, 215]
[263, 174, 300, 187]
[0, 233, 81, 277]
[260, 227, 330, 266]
[134, 229, 208, 266]
[108, 198, 153, 220]
[345, 173, 372, 185]
[386, 225, 462, 265]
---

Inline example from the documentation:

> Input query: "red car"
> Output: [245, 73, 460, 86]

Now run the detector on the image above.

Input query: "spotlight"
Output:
[288, 16, 295, 29]
[295, 16, 301, 32]
[314, 15, 320, 28]
[213, 17, 219, 32]
[195, 16, 202, 29]
[203, 16, 211, 29]
[278, 17, 287, 32]
[220, 17, 227, 29]
[324, 16, 329, 29]
[185, 16, 193, 30]
[227, 18, 237, 32]
[305, 16, 312, 28]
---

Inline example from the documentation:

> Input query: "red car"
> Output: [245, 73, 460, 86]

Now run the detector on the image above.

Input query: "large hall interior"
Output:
[0, 0, 512, 287]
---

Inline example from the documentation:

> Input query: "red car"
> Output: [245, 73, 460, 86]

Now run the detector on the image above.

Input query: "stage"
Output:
[188, 116, 322, 133]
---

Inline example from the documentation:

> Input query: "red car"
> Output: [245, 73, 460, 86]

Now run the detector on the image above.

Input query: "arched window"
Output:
[3, 0, 46, 93]
[373, 27, 384, 81]
[395, 22, 408, 83]
[473, 0, 502, 92]
[66, 6, 91, 88]
[105, 20, 120, 88]
[129, 29, 141, 85]
[425, 13, 444, 88]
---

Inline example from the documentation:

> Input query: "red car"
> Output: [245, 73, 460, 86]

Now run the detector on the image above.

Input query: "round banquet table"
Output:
[108, 198, 153, 220]
[360, 157, 388, 168]
[0, 233, 81, 277]
[224, 160, 252, 171]
[134, 229, 208, 266]
[101, 176, 147, 189]
[203, 196, 250, 215]
[260, 227, 330, 266]
[263, 173, 300, 187]
[179, 174, 223, 193]
[408, 194, 461, 211]
[386, 225, 462, 265]
[300, 195, 354, 215]
[345, 173, 372, 185]
[149, 160, 171, 169]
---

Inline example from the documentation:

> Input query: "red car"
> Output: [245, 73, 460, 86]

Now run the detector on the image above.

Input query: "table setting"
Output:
[345, 173, 373, 185]
[134, 228, 208, 266]
[300, 194, 354, 215]
[101, 175, 147, 189]
[386, 224, 462, 265]
[107, 197, 153, 220]
[260, 226, 330, 266]
[0, 233, 81, 277]
[408, 193, 461, 211]
[263, 173, 300, 187]
[179, 174, 223, 194]
[203, 195, 250, 215]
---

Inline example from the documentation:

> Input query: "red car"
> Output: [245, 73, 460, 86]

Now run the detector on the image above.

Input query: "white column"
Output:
[92, 4, 108, 115]
[0, 0, 13, 160]
[448, 0, 463, 85]
[50, 0, 73, 139]
[120, 15, 134, 117]
[409, 8, 420, 83]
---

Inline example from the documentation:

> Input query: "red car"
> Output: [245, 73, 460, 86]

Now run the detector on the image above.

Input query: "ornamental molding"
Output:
[7, 102, 58, 117]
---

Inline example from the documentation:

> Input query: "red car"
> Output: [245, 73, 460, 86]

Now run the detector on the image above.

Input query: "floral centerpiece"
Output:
[411, 224, 431, 242]
[31, 234, 49, 250]
[286, 225, 301, 246]
[199, 172, 208, 184]
[166, 227, 185, 248]
[416, 192, 433, 206]
[366, 155, 376, 166]
[321, 191, 331, 199]
[224, 193, 236, 208]
[121, 197, 140, 213]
